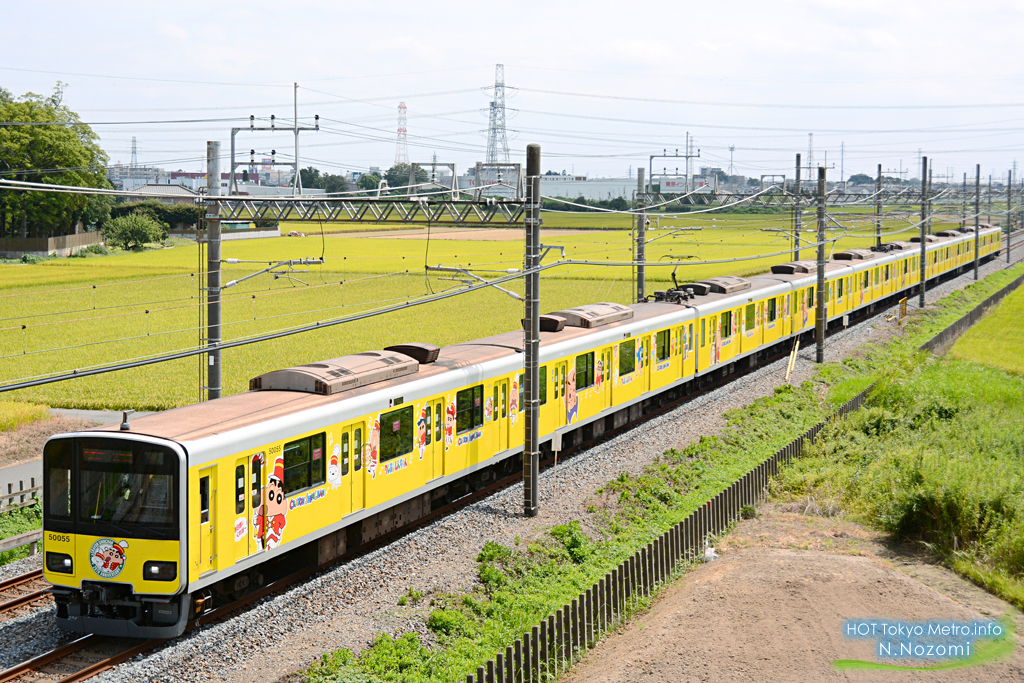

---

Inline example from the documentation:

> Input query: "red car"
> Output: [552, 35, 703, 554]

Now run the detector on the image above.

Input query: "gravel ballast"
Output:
[10, 249, 1021, 683]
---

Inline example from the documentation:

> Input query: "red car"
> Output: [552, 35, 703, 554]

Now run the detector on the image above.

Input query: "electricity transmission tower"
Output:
[485, 64, 510, 163]
[395, 102, 409, 165]
[727, 145, 735, 176]
[130, 137, 138, 176]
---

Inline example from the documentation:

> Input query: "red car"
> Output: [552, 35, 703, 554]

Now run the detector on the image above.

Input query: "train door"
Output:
[233, 458, 250, 565]
[249, 454, 264, 556]
[337, 428, 353, 516]
[433, 400, 443, 479]
[198, 466, 215, 575]
[351, 422, 365, 512]
[497, 380, 509, 452]
[644, 334, 653, 393]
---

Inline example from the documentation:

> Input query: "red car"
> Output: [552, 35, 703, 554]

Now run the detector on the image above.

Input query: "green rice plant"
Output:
[950, 285, 1024, 375]
[0, 400, 50, 432]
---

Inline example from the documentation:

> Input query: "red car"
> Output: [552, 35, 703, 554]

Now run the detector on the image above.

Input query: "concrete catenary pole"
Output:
[636, 168, 646, 302]
[523, 143, 541, 517]
[875, 163, 883, 248]
[793, 154, 802, 260]
[974, 164, 980, 280]
[815, 166, 826, 363]
[1008, 169, 1014, 264]
[919, 156, 928, 308]
[206, 141, 222, 400]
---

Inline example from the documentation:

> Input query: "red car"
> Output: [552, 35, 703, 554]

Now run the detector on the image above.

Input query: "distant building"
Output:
[132, 183, 198, 205]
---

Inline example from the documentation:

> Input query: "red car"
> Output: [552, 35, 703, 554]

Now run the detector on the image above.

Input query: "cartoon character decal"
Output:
[417, 405, 428, 460]
[784, 294, 790, 327]
[443, 398, 456, 451]
[367, 416, 381, 479]
[714, 318, 722, 364]
[565, 363, 579, 424]
[732, 309, 739, 337]
[484, 396, 493, 424]
[327, 443, 342, 489]
[683, 327, 689, 361]
[595, 358, 603, 392]
[90, 539, 129, 578]
[636, 340, 644, 371]
[509, 379, 519, 426]
[801, 294, 809, 327]
[255, 457, 288, 549]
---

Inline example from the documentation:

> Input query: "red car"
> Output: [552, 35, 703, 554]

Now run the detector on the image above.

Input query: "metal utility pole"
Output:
[988, 174, 993, 225]
[293, 83, 302, 195]
[927, 167, 933, 235]
[793, 153, 802, 260]
[962, 172, 968, 229]
[1009, 169, 1014, 264]
[919, 156, 928, 308]
[523, 143, 541, 518]
[875, 163, 882, 248]
[635, 168, 646, 302]
[206, 141, 222, 400]
[974, 164, 980, 280]
[815, 167, 826, 364]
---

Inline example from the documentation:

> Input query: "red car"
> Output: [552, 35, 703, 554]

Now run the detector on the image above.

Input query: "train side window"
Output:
[701, 319, 706, 347]
[199, 476, 210, 524]
[501, 384, 507, 418]
[767, 298, 777, 322]
[619, 339, 636, 375]
[744, 304, 755, 332]
[688, 323, 694, 352]
[354, 428, 363, 471]
[456, 385, 484, 433]
[837, 278, 844, 298]
[492, 386, 498, 422]
[380, 406, 414, 461]
[283, 432, 326, 495]
[656, 330, 670, 362]
[251, 455, 262, 510]
[576, 352, 595, 387]
[235, 465, 245, 514]
[341, 433, 350, 476]
[539, 368, 548, 405]
[434, 403, 442, 442]
[425, 406, 432, 445]
[904, 260, 908, 273]
[722, 310, 732, 336]
[518, 374, 525, 410]
[553, 367, 560, 400]
[806, 287, 814, 309]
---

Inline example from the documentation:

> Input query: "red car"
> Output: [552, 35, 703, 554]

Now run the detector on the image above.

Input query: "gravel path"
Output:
[8, 249, 1021, 683]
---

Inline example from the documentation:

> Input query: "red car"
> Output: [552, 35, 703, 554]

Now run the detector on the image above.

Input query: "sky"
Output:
[4, 0, 1024, 185]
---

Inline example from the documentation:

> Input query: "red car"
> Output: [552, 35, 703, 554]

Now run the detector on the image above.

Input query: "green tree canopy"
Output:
[384, 163, 429, 189]
[848, 173, 874, 185]
[357, 173, 381, 191]
[300, 165, 349, 194]
[0, 83, 109, 238]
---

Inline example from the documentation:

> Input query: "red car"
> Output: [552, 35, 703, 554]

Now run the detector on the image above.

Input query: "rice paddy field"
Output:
[0, 212, 962, 410]
[950, 284, 1024, 375]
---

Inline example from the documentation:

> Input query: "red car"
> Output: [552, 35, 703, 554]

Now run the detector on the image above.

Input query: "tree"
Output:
[0, 83, 108, 238]
[384, 163, 428, 189]
[746, 178, 760, 187]
[357, 174, 381, 191]
[714, 170, 729, 183]
[101, 213, 164, 250]
[299, 166, 322, 189]
[848, 173, 874, 185]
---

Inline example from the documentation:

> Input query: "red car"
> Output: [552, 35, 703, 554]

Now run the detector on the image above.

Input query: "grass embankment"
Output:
[304, 260, 1024, 682]
[950, 284, 1024, 375]
[306, 384, 828, 683]
[0, 401, 49, 432]
[2, 222, 918, 410]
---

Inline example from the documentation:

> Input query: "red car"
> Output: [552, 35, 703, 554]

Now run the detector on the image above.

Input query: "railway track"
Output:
[2, 236, 1021, 683]
[0, 570, 50, 619]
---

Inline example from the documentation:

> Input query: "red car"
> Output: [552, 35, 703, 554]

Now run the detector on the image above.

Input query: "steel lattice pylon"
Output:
[395, 101, 409, 165]
[485, 64, 509, 164]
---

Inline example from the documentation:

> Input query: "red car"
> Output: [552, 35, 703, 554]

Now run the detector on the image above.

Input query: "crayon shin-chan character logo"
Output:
[89, 538, 129, 578]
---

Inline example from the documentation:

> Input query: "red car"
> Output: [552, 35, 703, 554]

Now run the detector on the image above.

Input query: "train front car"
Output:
[42, 433, 188, 637]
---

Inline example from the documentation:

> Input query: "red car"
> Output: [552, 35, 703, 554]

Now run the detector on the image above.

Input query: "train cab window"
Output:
[767, 298, 777, 322]
[576, 352, 595, 388]
[341, 433, 350, 476]
[701, 319, 706, 347]
[619, 339, 636, 375]
[199, 476, 210, 524]
[745, 304, 755, 332]
[282, 432, 326, 495]
[424, 406, 432, 445]
[354, 428, 363, 471]
[235, 465, 245, 514]
[380, 406, 414, 461]
[456, 386, 484, 433]
[539, 368, 548, 405]
[722, 310, 732, 336]
[656, 330, 670, 362]
[44, 440, 72, 521]
[251, 455, 263, 510]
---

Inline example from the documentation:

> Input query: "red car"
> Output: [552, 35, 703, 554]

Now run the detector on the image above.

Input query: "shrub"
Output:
[102, 213, 165, 250]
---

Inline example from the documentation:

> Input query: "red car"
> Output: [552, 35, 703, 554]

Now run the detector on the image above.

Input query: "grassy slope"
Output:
[949, 284, 1024, 375]
[0, 401, 49, 432]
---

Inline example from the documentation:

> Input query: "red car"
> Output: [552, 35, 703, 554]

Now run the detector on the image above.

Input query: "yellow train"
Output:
[42, 226, 1002, 636]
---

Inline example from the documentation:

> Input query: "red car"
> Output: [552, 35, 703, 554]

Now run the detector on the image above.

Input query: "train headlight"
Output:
[143, 561, 177, 581]
[46, 552, 73, 574]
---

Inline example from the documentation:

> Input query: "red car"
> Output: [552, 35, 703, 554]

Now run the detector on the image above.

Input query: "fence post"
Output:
[563, 604, 572, 663]
[547, 614, 555, 675]
[555, 610, 563, 671]
[506, 645, 514, 682]
[478, 665, 485, 683]
[523, 634, 531, 683]
[487, 658, 495, 683]
[514, 639, 523, 683]
[496, 652, 505, 683]
[532, 625, 539, 679]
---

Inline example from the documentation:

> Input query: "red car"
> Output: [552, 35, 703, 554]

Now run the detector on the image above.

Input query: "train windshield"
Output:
[44, 437, 180, 541]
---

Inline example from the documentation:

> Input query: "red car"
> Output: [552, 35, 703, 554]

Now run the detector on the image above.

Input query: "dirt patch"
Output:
[564, 506, 1024, 683]
[0, 417, 97, 468]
